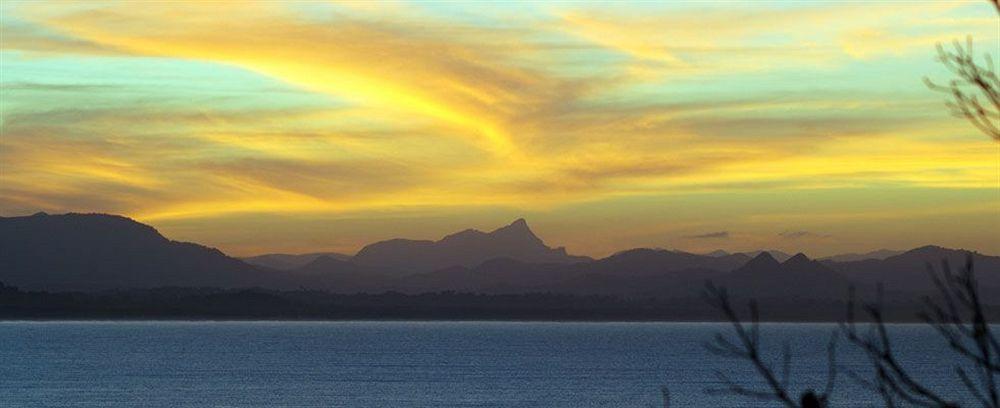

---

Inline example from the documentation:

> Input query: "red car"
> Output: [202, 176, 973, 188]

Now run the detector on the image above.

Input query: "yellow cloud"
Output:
[25, 3, 531, 157]
[555, 2, 987, 77]
[3, 0, 998, 256]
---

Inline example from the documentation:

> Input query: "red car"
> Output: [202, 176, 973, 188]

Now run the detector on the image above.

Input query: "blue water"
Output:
[0, 321, 978, 407]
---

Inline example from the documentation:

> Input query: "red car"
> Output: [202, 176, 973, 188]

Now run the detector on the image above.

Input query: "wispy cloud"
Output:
[1, 0, 997, 256]
[685, 231, 730, 239]
[779, 231, 832, 240]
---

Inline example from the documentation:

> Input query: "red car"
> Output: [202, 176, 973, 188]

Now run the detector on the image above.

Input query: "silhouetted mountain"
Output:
[705, 250, 731, 257]
[558, 266, 725, 297]
[819, 249, 903, 262]
[387, 249, 748, 296]
[577, 248, 749, 277]
[714, 252, 850, 299]
[741, 250, 793, 262]
[351, 219, 591, 273]
[0, 213, 272, 291]
[824, 245, 1000, 293]
[392, 257, 578, 294]
[293, 255, 363, 275]
[3, 212, 995, 313]
[283, 255, 393, 292]
[242, 252, 351, 270]
[738, 251, 782, 272]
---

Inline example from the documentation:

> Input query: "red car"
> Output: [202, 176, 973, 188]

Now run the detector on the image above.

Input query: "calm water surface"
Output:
[0, 321, 975, 407]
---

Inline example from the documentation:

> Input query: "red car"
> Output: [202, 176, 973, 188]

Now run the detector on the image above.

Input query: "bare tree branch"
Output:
[703, 281, 837, 407]
[925, 36, 1000, 142]
[705, 256, 997, 407]
[841, 285, 960, 407]
[919, 256, 999, 407]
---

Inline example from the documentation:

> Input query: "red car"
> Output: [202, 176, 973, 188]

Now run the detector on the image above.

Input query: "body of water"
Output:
[0, 321, 978, 407]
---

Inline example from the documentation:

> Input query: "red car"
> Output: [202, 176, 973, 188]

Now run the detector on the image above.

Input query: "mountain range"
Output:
[241, 252, 351, 271]
[349, 218, 591, 273]
[0, 212, 274, 291]
[1, 213, 997, 302]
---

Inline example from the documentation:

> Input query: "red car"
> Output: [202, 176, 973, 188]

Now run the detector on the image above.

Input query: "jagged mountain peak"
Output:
[508, 218, 528, 228]
[491, 218, 536, 235]
[783, 253, 811, 265]
[352, 218, 584, 273]
[748, 251, 779, 266]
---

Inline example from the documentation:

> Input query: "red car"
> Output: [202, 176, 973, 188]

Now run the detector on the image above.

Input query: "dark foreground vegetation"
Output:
[1, 282, 996, 322]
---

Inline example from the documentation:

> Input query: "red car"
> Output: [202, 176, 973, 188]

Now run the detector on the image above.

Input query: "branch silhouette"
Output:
[919, 258, 999, 407]
[703, 282, 837, 407]
[924, 36, 1000, 142]
[705, 255, 997, 407]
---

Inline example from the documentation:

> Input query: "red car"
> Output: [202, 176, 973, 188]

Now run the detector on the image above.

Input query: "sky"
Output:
[1, 0, 998, 258]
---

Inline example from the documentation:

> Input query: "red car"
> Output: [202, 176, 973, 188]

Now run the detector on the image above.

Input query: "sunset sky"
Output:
[1, 1, 998, 258]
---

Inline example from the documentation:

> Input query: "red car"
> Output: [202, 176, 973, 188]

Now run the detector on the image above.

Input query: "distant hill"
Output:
[820, 249, 903, 262]
[714, 252, 850, 299]
[392, 257, 579, 294]
[582, 248, 749, 276]
[386, 248, 748, 295]
[242, 252, 351, 270]
[824, 245, 1000, 294]
[741, 250, 793, 262]
[0, 212, 273, 291]
[351, 219, 591, 273]
[283, 255, 393, 292]
[2, 212, 996, 310]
